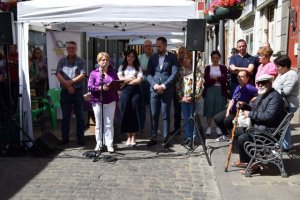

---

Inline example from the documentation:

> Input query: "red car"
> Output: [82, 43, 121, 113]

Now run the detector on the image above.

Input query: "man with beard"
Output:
[146, 37, 179, 147]
[232, 74, 287, 174]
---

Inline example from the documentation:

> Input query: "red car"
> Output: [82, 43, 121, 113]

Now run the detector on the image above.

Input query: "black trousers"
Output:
[234, 127, 251, 163]
[172, 90, 181, 131]
[214, 110, 235, 135]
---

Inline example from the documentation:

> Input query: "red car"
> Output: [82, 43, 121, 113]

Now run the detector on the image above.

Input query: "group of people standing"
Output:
[55, 38, 299, 159]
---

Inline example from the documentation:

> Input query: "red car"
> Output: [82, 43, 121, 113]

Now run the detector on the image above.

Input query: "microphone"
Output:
[101, 62, 106, 71]
[100, 62, 106, 79]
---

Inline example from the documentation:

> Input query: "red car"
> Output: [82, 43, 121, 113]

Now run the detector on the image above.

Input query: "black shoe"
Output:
[147, 139, 157, 147]
[59, 139, 69, 145]
[163, 138, 172, 148]
[77, 138, 85, 146]
[181, 138, 191, 146]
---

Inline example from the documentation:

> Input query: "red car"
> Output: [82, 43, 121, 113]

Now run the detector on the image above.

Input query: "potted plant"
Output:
[204, 0, 247, 21]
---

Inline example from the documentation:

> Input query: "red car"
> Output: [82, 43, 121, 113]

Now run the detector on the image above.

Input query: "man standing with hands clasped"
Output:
[56, 41, 86, 146]
[147, 37, 179, 147]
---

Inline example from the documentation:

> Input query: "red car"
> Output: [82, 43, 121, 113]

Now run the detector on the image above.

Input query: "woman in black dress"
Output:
[118, 49, 143, 146]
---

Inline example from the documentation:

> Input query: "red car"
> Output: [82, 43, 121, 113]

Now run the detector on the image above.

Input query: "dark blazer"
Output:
[147, 52, 179, 93]
[245, 88, 287, 132]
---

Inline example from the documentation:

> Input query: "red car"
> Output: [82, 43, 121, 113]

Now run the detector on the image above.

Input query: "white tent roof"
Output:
[18, 0, 196, 34]
[18, 0, 196, 22]
[17, 0, 197, 141]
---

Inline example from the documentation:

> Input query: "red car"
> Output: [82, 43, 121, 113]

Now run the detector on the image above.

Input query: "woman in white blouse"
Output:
[202, 51, 228, 140]
[118, 49, 143, 146]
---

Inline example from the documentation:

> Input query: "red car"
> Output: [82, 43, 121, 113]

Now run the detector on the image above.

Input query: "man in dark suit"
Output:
[146, 37, 179, 147]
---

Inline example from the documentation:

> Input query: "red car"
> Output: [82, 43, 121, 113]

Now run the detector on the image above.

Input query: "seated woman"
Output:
[232, 74, 286, 174]
[118, 49, 143, 146]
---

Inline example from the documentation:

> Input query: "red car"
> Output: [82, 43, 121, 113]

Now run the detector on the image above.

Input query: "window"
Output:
[244, 29, 254, 55]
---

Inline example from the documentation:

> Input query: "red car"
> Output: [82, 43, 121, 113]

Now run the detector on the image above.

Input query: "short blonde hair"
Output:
[97, 52, 110, 62]
[258, 46, 273, 58]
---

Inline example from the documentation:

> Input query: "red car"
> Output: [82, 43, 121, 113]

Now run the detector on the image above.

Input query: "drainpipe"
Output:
[219, 20, 225, 64]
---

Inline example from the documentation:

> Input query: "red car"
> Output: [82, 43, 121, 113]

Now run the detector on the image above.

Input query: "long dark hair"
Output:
[31, 47, 43, 61]
[121, 49, 140, 72]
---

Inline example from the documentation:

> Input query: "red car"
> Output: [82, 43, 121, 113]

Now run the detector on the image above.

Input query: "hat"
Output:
[256, 74, 274, 83]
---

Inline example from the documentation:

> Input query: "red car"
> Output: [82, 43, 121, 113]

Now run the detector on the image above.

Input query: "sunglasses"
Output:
[256, 80, 269, 85]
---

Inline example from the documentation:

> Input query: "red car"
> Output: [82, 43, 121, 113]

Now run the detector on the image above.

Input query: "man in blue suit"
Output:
[147, 37, 179, 147]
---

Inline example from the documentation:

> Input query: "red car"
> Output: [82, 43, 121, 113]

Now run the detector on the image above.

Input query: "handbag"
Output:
[237, 110, 252, 128]
[281, 88, 289, 111]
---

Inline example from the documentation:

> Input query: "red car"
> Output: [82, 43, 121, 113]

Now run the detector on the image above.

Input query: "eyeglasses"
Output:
[258, 54, 265, 57]
[256, 80, 269, 85]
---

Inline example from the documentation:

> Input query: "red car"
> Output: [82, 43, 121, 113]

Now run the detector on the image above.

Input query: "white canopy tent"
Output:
[17, 0, 197, 139]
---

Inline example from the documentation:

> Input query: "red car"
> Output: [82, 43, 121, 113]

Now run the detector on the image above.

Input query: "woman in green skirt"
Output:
[202, 51, 228, 136]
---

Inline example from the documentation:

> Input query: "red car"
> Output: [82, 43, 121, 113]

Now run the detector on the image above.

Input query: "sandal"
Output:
[231, 161, 248, 168]
[240, 166, 261, 175]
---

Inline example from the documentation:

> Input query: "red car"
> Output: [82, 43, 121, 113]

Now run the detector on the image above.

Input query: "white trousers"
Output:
[92, 101, 116, 148]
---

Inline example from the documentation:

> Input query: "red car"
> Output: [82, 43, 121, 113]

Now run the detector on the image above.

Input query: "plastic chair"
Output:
[31, 98, 51, 122]
[47, 88, 62, 128]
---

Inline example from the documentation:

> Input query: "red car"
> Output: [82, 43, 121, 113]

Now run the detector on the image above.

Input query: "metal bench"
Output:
[243, 113, 294, 178]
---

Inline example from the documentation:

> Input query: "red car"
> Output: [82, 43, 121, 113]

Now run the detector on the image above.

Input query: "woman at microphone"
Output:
[88, 52, 119, 152]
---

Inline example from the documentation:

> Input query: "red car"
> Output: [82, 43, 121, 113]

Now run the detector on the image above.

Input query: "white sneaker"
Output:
[206, 127, 212, 135]
[216, 135, 230, 142]
[107, 146, 114, 153]
[216, 127, 222, 135]
[94, 141, 102, 151]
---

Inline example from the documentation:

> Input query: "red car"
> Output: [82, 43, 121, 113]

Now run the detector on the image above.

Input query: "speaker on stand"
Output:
[186, 19, 206, 52]
[0, 12, 15, 45]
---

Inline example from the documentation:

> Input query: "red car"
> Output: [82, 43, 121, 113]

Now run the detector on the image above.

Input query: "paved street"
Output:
[0, 134, 221, 200]
[1, 104, 300, 200]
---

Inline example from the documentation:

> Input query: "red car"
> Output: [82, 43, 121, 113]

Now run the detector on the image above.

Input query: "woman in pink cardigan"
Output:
[255, 46, 278, 87]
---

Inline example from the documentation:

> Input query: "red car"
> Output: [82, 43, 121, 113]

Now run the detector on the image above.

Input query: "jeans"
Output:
[283, 106, 298, 150]
[60, 88, 84, 141]
[181, 102, 201, 140]
[150, 90, 173, 139]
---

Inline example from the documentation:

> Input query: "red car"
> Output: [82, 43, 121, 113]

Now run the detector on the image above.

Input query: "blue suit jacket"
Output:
[146, 52, 179, 93]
